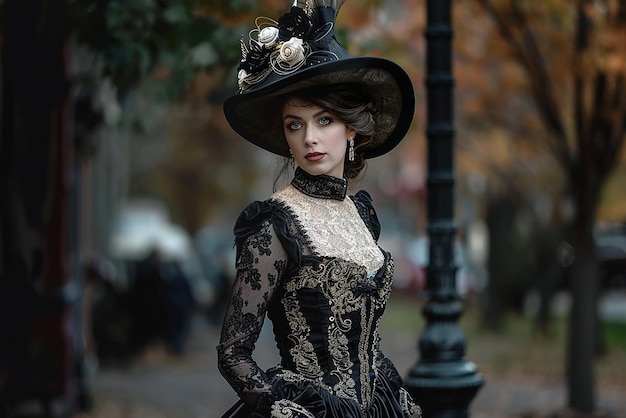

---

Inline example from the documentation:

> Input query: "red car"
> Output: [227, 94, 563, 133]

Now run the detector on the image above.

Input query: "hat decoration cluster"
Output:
[237, 1, 338, 91]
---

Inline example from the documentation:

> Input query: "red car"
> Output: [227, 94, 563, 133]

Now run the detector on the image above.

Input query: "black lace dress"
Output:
[217, 168, 421, 418]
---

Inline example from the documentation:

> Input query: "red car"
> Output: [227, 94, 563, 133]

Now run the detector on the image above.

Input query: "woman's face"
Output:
[282, 98, 355, 179]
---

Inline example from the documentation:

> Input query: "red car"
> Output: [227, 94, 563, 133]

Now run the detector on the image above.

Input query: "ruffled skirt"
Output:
[222, 368, 421, 418]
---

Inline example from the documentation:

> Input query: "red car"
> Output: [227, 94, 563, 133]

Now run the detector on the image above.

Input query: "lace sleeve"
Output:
[217, 206, 288, 409]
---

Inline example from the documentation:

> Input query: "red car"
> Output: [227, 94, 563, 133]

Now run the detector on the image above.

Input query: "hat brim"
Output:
[223, 56, 415, 159]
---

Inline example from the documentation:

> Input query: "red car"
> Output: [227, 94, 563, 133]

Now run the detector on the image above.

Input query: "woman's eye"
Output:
[287, 121, 302, 130]
[319, 116, 332, 126]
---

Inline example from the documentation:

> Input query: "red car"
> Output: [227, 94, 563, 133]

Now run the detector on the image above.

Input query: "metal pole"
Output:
[404, 1, 484, 416]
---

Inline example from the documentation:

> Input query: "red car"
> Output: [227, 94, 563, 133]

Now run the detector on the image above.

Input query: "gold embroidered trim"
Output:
[400, 387, 423, 417]
[282, 294, 324, 381]
[270, 399, 315, 418]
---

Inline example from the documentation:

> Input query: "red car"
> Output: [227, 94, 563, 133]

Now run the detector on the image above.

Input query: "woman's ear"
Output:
[347, 127, 356, 141]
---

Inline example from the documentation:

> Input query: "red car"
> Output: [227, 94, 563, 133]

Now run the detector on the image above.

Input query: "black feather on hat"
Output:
[223, 0, 415, 159]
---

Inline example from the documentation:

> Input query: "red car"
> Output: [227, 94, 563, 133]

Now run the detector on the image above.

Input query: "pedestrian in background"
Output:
[162, 260, 195, 356]
[129, 247, 167, 354]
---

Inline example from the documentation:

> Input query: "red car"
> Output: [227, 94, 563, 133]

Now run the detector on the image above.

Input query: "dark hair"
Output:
[275, 83, 377, 184]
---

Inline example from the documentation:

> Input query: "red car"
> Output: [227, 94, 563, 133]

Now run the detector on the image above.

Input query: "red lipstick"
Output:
[305, 152, 325, 162]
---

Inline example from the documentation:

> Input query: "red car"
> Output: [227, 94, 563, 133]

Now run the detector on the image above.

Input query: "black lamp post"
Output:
[404, 1, 484, 416]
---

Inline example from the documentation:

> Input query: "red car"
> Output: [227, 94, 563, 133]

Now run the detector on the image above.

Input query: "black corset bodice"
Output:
[218, 169, 420, 418]
[267, 249, 393, 405]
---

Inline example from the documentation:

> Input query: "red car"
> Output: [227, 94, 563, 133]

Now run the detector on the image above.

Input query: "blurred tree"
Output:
[1, 0, 83, 413]
[469, 0, 626, 414]
[0, 0, 286, 413]
[68, 0, 263, 100]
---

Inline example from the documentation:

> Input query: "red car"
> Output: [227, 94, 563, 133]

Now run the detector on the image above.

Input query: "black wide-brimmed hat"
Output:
[223, 0, 415, 159]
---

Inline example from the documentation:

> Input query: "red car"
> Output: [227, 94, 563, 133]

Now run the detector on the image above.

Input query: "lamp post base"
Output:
[406, 360, 484, 418]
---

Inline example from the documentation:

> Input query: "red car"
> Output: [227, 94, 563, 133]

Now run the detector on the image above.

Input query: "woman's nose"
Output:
[304, 127, 318, 146]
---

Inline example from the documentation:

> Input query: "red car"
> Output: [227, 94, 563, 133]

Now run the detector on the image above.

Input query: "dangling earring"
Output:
[348, 138, 355, 162]
[289, 149, 295, 166]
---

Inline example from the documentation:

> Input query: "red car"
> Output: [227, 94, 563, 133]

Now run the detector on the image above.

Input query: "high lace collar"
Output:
[291, 167, 348, 201]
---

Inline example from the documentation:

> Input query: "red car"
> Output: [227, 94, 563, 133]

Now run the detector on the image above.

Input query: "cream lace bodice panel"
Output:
[272, 185, 384, 275]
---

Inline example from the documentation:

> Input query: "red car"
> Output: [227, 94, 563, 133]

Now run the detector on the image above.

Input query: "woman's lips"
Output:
[305, 152, 325, 162]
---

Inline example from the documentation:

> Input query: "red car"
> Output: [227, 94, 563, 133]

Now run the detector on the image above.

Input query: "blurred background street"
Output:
[79, 305, 626, 418]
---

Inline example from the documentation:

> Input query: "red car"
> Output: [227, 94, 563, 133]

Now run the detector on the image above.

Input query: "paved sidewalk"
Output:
[85, 317, 626, 418]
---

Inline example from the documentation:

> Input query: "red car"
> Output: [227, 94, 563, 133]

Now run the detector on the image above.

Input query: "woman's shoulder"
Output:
[350, 190, 376, 215]
[350, 190, 381, 241]
[233, 198, 300, 262]
[233, 198, 292, 240]
[234, 200, 273, 235]
[352, 189, 374, 206]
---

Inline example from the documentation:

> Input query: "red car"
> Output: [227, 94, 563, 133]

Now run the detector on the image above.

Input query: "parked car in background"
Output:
[595, 222, 626, 290]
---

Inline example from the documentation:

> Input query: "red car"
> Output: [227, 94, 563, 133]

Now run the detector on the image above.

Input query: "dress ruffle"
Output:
[246, 367, 419, 418]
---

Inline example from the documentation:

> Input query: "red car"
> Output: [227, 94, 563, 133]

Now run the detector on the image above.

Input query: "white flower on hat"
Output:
[258, 26, 279, 48]
[279, 37, 305, 67]
[237, 69, 249, 88]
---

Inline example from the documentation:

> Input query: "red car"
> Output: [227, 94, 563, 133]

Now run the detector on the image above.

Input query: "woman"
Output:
[218, 1, 419, 417]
